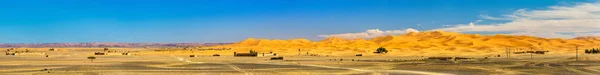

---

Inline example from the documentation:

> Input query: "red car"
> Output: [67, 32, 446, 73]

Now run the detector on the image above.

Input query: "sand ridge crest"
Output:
[215, 31, 600, 56]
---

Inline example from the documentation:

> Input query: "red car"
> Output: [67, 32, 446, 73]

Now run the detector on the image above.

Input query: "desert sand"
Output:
[2, 48, 600, 75]
[207, 31, 600, 57]
[2, 31, 600, 75]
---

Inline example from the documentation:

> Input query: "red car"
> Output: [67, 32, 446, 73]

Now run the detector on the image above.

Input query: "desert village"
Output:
[1, 31, 600, 75]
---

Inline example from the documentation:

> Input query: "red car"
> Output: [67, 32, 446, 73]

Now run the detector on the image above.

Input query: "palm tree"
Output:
[585, 49, 590, 54]
[376, 47, 388, 53]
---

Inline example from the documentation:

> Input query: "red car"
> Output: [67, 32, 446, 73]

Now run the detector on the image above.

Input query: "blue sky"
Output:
[0, 0, 595, 43]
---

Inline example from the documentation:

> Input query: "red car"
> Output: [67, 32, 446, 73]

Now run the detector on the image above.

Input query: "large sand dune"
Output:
[214, 31, 600, 56]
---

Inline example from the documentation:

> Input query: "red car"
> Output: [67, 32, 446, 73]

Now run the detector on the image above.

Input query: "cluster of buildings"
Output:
[94, 48, 133, 55]
[4, 48, 47, 56]
[233, 51, 277, 57]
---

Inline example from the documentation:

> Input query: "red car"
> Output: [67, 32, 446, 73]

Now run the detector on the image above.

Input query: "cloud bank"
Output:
[436, 2, 600, 38]
[319, 2, 600, 39]
[318, 28, 419, 39]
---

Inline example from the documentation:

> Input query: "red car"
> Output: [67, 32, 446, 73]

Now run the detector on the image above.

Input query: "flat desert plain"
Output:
[1, 48, 600, 75]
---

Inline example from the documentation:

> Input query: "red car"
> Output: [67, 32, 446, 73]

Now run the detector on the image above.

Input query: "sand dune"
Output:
[214, 31, 600, 56]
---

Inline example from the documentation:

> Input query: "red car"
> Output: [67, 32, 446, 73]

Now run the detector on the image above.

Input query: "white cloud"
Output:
[509, 32, 573, 38]
[318, 28, 419, 39]
[436, 2, 600, 38]
[574, 32, 600, 36]
[480, 15, 513, 20]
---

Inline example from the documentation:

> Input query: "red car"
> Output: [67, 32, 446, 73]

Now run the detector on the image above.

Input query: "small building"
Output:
[514, 51, 549, 54]
[258, 53, 277, 57]
[427, 57, 453, 61]
[355, 54, 363, 56]
[428, 57, 474, 61]
[234, 52, 257, 57]
[13, 52, 46, 56]
[105, 53, 123, 55]
[101, 52, 130, 55]
[525, 51, 535, 53]
[270, 57, 284, 60]
[534, 51, 549, 54]
[453, 57, 474, 61]
[94, 52, 106, 55]
[513, 51, 526, 54]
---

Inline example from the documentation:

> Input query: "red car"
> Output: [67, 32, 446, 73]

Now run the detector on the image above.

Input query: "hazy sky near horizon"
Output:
[0, 0, 598, 43]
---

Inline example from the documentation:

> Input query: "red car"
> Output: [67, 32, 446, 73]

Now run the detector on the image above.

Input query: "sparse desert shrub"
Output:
[87, 56, 96, 62]
[249, 50, 258, 54]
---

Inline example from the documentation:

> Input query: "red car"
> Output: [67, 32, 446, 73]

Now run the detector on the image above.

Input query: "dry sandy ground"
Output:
[1, 48, 600, 75]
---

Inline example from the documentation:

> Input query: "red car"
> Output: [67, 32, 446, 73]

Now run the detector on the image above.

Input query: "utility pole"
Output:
[506, 47, 510, 58]
[508, 48, 510, 58]
[298, 49, 301, 56]
[576, 46, 579, 61]
[530, 46, 533, 59]
[530, 52, 533, 59]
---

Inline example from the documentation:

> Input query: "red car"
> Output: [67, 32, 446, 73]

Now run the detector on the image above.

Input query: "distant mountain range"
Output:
[0, 42, 232, 48]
